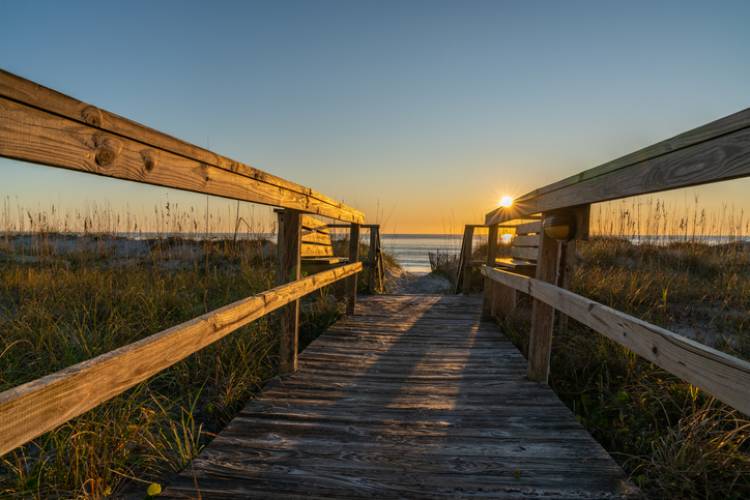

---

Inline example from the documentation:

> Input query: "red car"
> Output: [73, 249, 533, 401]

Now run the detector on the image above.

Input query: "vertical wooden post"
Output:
[368, 226, 377, 293]
[346, 223, 361, 314]
[557, 205, 590, 332]
[460, 225, 475, 294]
[527, 217, 563, 383]
[276, 209, 301, 374]
[482, 224, 499, 318]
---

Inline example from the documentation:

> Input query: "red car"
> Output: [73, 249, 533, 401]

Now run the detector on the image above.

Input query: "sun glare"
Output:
[499, 195, 513, 208]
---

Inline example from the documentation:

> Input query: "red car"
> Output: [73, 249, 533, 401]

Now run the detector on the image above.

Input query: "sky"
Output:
[1, 0, 750, 234]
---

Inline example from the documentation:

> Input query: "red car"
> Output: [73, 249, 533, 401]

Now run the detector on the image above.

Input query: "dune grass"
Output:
[0, 233, 362, 498]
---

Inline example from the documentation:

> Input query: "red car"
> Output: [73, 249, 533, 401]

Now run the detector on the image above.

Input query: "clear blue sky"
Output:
[2, 0, 749, 233]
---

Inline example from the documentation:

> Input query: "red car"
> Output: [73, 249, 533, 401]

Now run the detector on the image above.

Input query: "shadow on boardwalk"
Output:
[162, 295, 636, 499]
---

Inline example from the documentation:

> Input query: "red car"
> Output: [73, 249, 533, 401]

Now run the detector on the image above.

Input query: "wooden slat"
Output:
[511, 245, 539, 261]
[301, 214, 331, 233]
[163, 295, 635, 499]
[0, 71, 364, 223]
[0, 262, 362, 457]
[300, 243, 335, 257]
[300, 231, 332, 245]
[513, 235, 539, 247]
[515, 220, 542, 235]
[486, 109, 750, 225]
[481, 266, 750, 415]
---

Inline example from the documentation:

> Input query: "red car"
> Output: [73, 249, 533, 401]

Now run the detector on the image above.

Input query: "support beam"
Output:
[346, 223, 361, 314]
[482, 224, 499, 318]
[368, 226, 378, 293]
[527, 215, 564, 382]
[276, 210, 302, 373]
[460, 225, 475, 294]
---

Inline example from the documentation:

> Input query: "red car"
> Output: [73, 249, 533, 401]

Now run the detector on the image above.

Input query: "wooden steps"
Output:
[162, 295, 636, 499]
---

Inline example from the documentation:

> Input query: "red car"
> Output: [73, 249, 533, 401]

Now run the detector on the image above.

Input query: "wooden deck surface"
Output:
[163, 295, 636, 499]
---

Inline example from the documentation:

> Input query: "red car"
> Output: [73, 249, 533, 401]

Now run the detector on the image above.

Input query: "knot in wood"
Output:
[140, 149, 157, 171]
[92, 133, 121, 167]
[81, 106, 103, 127]
[95, 147, 115, 166]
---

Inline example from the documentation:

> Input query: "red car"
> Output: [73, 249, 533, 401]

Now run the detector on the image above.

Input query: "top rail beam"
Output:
[0, 70, 364, 223]
[486, 107, 750, 225]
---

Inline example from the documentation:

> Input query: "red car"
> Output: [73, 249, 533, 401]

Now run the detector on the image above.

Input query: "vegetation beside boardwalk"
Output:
[499, 238, 750, 499]
[0, 233, 388, 498]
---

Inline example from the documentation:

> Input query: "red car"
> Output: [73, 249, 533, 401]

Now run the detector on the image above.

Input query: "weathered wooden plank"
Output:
[481, 265, 750, 415]
[515, 220, 542, 235]
[527, 228, 561, 382]
[163, 295, 635, 498]
[0, 262, 362, 457]
[486, 111, 750, 224]
[346, 223, 360, 314]
[460, 225, 475, 294]
[511, 245, 539, 261]
[514, 235, 540, 247]
[482, 224, 499, 318]
[301, 242, 335, 257]
[0, 70, 363, 223]
[276, 210, 302, 374]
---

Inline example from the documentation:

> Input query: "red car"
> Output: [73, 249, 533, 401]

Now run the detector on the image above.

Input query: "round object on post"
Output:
[542, 213, 576, 241]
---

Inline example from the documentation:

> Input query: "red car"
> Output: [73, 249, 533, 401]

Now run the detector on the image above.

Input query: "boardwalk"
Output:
[163, 295, 635, 499]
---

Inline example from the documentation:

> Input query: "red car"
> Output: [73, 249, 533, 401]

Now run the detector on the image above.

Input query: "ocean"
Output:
[380, 234, 487, 275]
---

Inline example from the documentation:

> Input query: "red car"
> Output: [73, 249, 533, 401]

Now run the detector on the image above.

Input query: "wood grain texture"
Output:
[482, 224, 499, 318]
[276, 210, 302, 374]
[527, 230, 561, 383]
[485, 110, 750, 225]
[0, 74, 363, 223]
[162, 295, 635, 499]
[515, 220, 542, 235]
[481, 266, 750, 416]
[512, 245, 540, 262]
[346, 224, 361, 315]
[513, 235, 540, 247]
[460, 225, 475, 294]
[0, 263, 362, 457]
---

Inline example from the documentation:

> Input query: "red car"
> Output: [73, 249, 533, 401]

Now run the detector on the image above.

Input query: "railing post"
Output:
[459, 225, 475, 294]
[276, 209, 301, 374]
[527, 216, 563, 383]
[557, 205, 590, 332]
[482, 224, 499, 318]
[368, 225, 377, 293]
[346, 222, 361, 314]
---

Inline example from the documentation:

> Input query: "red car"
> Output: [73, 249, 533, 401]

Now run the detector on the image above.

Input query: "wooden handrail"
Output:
[0, 262, 362, 457]
[481, 265, 750, 416]
[485, 107, 750, 225]
[0, 70, 364, 223]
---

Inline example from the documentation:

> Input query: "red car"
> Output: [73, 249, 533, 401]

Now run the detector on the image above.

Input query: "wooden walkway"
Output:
[163, 295, 636, 499]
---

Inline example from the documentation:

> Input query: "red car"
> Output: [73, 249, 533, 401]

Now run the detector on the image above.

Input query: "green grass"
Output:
[0, 235, 356, 498]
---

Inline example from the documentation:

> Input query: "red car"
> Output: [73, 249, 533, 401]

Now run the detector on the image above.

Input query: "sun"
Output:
[499, 195, 513, 208]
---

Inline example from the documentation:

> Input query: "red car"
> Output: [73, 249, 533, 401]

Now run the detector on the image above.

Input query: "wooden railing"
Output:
[0, 71, 366, 456]
[478, 107, 750, 416]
